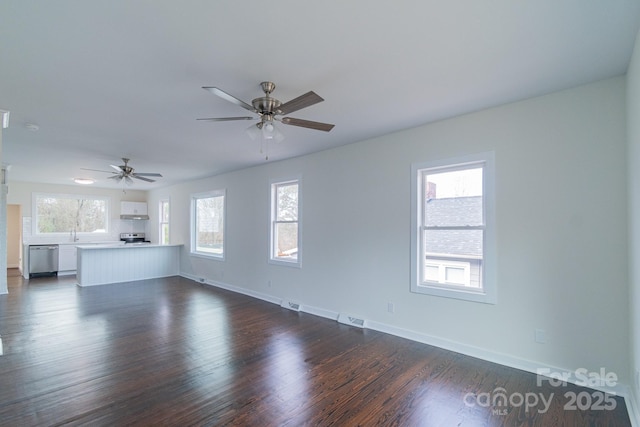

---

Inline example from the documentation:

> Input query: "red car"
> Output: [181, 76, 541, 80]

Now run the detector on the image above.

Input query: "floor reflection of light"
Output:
[181, 293, 234, 393]
[265, 332, 310, 419]
[154, 294, 172, 339]
[4, 285, 113, 411]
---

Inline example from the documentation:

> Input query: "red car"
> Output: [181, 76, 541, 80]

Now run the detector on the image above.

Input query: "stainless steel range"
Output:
[120, 232, 151, 244]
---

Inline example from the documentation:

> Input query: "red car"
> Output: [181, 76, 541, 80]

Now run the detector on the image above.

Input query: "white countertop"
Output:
[76, 243, 183, 250]
[29, 241, 122, 246]
[59, 241, 121, 246]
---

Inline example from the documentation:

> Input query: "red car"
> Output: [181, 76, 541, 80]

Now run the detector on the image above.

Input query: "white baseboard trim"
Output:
[179, 273, 636, 423]
[58, 271, 75, 277]
[367, 319, 628, 395]
[301, 304, 339, 321]
[180, 273, 281, 305]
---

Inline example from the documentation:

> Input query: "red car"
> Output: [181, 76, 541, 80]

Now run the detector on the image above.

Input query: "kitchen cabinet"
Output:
[121, 201, 148, 216]
[58, 244, 78, 273]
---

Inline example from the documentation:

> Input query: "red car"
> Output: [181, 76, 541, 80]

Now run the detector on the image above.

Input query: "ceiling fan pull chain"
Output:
[260, 138, 269, 160]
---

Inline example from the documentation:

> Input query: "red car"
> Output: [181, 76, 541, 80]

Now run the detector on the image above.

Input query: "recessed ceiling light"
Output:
[74, 178, 95, 185]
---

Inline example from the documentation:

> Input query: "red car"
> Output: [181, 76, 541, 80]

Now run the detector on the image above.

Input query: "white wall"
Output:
[628, 27, 640, 413]
[150, 76, 629, 384]
[7, 181, 148, 244]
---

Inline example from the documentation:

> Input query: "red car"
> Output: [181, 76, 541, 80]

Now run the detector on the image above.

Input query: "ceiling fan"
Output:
[198, 81, 335, 138]
[82, 158, 163, 184]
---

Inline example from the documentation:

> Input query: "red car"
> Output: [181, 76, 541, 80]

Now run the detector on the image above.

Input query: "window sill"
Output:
[412, 283, 496, 304]
[268, 258, 301, 268]
[190, 251, 224, 261]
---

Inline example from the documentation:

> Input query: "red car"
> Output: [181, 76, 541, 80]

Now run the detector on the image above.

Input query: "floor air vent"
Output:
[280, 300, 302, 312]
[338, 313, 367, 328]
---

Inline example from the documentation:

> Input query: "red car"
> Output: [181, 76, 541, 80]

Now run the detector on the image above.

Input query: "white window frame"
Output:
[32, 192, 110, 236]
[424, 259, 472, 286]
[190, 190, 226, 260]
[159, 198, 170, 245]
[269, 177, 301, 267]
[410, 152, 496, 304]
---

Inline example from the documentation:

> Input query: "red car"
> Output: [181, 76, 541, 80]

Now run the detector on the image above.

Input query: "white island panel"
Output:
[77, 244, 182, 286]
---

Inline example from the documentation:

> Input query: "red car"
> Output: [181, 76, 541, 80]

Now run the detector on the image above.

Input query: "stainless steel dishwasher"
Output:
[29, 245, 59, 278]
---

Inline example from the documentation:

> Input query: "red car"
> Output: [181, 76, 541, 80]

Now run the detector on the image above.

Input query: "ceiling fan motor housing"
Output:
[121, 158, 134, 175]
[253, 82, 282, 119]
[252, 97, 281, 115]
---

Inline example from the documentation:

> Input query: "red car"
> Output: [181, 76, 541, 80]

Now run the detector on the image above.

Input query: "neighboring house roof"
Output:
[425, 196, 483, 257]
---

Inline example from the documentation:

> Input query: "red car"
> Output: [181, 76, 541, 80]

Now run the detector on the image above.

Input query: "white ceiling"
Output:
[1, 1, 639, 190]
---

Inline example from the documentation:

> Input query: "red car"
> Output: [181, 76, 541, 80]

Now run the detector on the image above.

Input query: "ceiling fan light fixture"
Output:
[261, 121, 284, 143]
[262, 122, 274, 140]
[246, 120, 284, 143]
[246, 122, 262, 140]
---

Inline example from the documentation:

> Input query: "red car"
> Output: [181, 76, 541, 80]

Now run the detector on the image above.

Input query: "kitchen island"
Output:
[76, 244, 183, 286]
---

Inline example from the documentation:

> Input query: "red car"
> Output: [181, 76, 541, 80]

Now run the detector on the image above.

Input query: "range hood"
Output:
[120, 214, 149, 220]
[120, 201, 149, 220]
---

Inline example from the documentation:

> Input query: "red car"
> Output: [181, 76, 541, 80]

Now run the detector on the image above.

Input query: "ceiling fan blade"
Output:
[80, 168, 117, 174]
[281, 117, 335, 132]
[277, 91, 324, 115]
[203, 87, 256, 113]
[110, 164, 123, 172]
[197, 116, 255, 122]
[133, 173, 163, 177]
[132, 175, 155, 183]
[108, 174, 123, 181]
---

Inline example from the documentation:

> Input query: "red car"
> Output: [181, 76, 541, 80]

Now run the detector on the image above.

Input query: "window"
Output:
[34, 193, 109, 235]
[191, 190, 225, 259]
[159, 199, 170, 245]
[411, 152, 495, 303]
[270, 179, 300, 266]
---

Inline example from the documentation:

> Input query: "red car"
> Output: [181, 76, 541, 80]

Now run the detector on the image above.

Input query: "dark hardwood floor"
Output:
[0, 271, 632, 426]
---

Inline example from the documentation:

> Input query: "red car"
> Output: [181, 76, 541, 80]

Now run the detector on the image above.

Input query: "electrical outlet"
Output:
[387, 302, 395, 313]
[535, 329, 546, 344]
